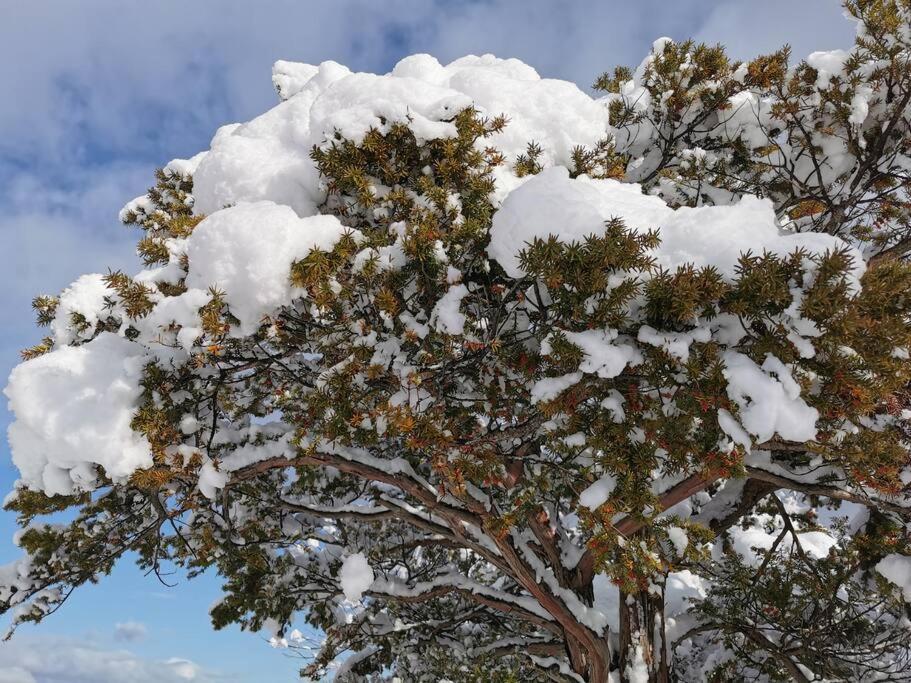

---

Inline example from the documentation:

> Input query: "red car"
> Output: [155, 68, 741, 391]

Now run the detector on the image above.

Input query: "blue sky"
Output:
[0, 1, 854, 680]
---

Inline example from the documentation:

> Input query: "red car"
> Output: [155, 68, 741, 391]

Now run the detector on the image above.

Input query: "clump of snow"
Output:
[717, 409, 752, 449]
[488, 166, 670, 278]
[637, 325, 711, 363]
[430, 284, 469, 335]
[488, 166, 864, 283]
[530, 372, 583, 403]
[600, 390, 626, 423]
[339, 552, 374, 602]
[579, 474, 617, 510]
[164, 152, 207, 180]
[198, 460, 228, 500]
[308, 72, 470, 145]
[723, 352, 819, 444]
[555, 329, 642, 379]
[49, 274, 113, 345]
[666, 526, 689, 556]
[191, 70, 339, 217]
[876, 554, 911, 602]
[806, 50, 851, 88]
[192, 55, 611, 216]
[4, 333, 153, 495]
[849, 88, 872, 125]
[182, 201, 353, 336]
[272, 60, 320, 101]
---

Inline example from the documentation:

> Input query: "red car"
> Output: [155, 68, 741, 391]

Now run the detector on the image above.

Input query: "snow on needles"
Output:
[5, 333, 153, 496]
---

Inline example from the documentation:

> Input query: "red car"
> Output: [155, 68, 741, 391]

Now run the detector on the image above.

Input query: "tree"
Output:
[3, 2, 911, 681]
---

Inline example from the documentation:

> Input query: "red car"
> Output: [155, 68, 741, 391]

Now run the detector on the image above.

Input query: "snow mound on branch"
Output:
[49, 274, 113, 345]
[339, 553, 374, 603]
[129, 201, 354, 349]
[272, 60, 320, 101]
[722, 352, 819, 444]
[488, 166, 671, 277]
[182, 201, 352, 336]
[876, 554, 911, 602]
[4, 333, 152, 496]
[806, 50, 851, 88]
[488, 166, 865, 281]
[578, 474, 617, 510]
[189, 55, 610, 216]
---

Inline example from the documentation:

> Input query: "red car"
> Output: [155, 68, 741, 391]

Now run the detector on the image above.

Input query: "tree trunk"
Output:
[617, 580, 669, 683]
[565, 629, 612, 682]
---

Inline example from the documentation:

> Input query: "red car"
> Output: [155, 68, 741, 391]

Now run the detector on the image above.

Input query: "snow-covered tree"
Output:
[4, 2, 911, 681]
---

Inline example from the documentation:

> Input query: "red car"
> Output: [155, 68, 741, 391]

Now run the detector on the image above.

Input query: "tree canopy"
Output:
[3, 1, 911, 681]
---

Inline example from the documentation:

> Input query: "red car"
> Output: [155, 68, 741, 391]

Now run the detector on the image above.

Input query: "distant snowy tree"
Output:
[3, 2, 911, 681]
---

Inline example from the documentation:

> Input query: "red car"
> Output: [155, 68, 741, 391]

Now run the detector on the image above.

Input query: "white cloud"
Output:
[0, 635, 220, 683]
[0, 668, 36, 683]
[113, 621, 148, 643]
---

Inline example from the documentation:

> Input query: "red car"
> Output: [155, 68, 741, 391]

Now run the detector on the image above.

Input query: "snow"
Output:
[626, 644, 650, 683]
[717, 409, 751, 449]
[806, 50, 851, 88]
[722, 352, 819, 444]
[530, 372, 582, 403]
[193, 54, 611, 216]
[271, 60, 319, 101]
[391, 54, 611, 195]
[666, 526, 689, 556]
[849, 88, 871, 125]
[339, 552, 374, 603]
[637, 325, 711, 362]
[579, 475, 617, 510]
[600, 390, 626, 423]
[876, 554, 911, 602]
[726, 519, 838, 567]
[164, 152, 207, 180]
[488, 167, 670, 278]
[591, 568, 708, 639]
[555, 329, 642, 379]
[488, 166, 864, 288]
[4, 333, 153, 495]
[129, 200, 354, 355]
[308, 72, 469, 144]
[183, 201, 353, 335]
[49, 274, 112, 345]
[430, 284, 469, 335]
[197, 460, 228, 500]
[192, 90, 328, 217]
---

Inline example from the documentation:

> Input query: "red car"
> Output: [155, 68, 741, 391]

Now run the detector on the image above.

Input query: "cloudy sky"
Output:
[0, 1, 854, 680]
